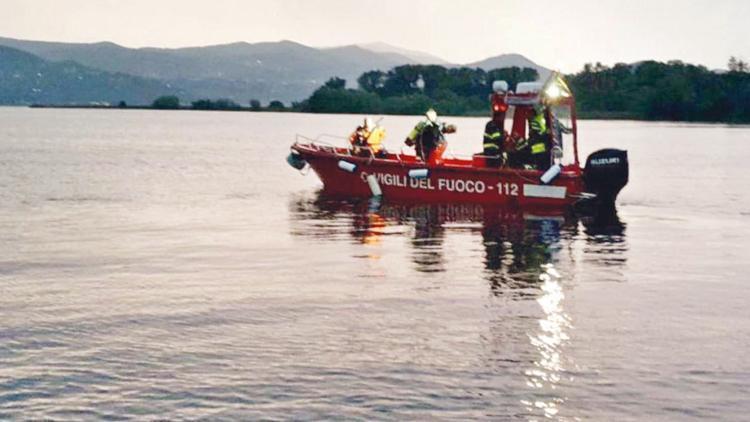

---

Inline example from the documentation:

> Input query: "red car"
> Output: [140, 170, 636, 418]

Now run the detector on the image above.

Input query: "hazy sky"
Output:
[1, 0, 748, 72]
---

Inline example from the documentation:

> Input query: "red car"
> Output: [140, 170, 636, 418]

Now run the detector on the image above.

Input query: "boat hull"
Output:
[292, 143, 585, 208]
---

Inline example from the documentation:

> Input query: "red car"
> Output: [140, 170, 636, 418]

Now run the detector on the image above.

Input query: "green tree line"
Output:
[149, 58, 750, 122]
[296, 65, 539, 116]
[150, 96, 290, 111]
[297, 60, 750, 123]
[568, 59, 750, 122]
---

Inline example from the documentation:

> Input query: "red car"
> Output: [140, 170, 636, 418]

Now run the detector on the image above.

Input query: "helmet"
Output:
[425, 108, 438, 123]
[364, 117, 374, 130]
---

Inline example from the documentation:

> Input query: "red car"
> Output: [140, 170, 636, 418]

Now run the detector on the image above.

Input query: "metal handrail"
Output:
[296, 134, 342, 156]
[316, 133, 349, 142]
[296, 132, 490, 163]
[295, 133, 347, 147]
[396, 147, 404, 166]
[298, 133, 390, 161]
[447, 144, 457, 159]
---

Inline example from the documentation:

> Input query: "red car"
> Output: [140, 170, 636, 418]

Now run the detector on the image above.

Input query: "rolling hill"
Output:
[0, 36, 550, 105]
[0, 37, 418, 103]
[466, 53, 551, 80]
[358, 42, 451, 65]
[0, 45, 185, 105]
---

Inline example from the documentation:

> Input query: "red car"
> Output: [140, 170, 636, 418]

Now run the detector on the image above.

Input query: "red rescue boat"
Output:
[289, 73, 628, 211]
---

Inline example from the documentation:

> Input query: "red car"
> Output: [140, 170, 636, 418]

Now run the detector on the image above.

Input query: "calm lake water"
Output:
[1, 108, 749, 420]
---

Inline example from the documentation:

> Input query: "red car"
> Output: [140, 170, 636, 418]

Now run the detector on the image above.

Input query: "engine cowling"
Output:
[583, 149, 629, 206]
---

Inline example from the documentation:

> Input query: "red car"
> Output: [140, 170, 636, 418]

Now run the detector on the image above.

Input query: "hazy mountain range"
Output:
[0, 36, 550, 105]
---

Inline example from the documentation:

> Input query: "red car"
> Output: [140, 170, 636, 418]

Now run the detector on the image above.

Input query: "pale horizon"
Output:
[2, 0, 748, 72]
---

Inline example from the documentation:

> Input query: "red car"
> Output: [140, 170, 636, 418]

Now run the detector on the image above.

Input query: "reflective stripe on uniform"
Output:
[408, 121, 429, 141]
[484, 131, 503, 140]
[483, 143, 500, 150]
[531, 142, 546, 154]
[530, 114, 548, 134]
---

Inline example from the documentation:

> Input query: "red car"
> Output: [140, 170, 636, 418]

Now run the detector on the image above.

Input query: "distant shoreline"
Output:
[21, 104, 693, 123]
[28, 104, 295, 113]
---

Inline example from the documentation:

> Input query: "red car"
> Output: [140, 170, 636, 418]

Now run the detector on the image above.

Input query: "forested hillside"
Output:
[568, 60, 750, 122]
[300, 60, 750, 123]
[0, 46, 184, 105]
[299, 65, 539, 115]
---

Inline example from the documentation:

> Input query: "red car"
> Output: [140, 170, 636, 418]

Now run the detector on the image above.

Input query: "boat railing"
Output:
[294, 133, 348, 147]
[295, 133, 500, 165]
[295, 134, 385, 164]
[294, 133, 348, 154]
[447, 144, 461, 159]
[396, 147, 405, 166]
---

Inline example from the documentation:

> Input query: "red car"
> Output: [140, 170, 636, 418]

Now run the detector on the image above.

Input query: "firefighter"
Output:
[527, 105, 552, 170]
[509, 105, 552, 170]
[349, 117, 386, 157]
[483, 101, 508, 167]
[404, 109, 455, 166]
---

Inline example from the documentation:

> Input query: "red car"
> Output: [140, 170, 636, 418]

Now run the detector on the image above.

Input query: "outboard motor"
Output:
[583, 149, 629, 206]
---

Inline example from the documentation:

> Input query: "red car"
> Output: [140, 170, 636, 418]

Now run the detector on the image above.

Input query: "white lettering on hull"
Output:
[361, 171, 490, 194]
[410, 177, 435, 190]
[438, 178, 486, 194]
[358, 171, 568, 201]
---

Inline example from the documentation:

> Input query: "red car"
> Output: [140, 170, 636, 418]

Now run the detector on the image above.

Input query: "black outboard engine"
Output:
[583, 149, 629, 206]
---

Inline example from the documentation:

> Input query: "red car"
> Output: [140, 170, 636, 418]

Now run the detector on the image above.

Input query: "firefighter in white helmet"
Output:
[404, 108, 456, 165]
[349, 116, 386, 157]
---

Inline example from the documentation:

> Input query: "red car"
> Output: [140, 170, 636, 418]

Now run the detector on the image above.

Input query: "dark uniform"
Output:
[527, 110, 551, 171]
[482, 120, 505, 167]
[509, 109, 551, 170]
[407, 121, 445, 162]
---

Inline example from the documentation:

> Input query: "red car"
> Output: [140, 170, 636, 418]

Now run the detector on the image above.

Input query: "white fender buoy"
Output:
[366, 174, 382, 197]
[338, 160, 357, 173]
[540, 164, 562, 185]
[408, 168, 430, 179]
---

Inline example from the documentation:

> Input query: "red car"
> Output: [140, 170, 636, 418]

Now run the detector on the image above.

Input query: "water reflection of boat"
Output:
[291, 192, 625, 263]
[289, 192, 626, 294]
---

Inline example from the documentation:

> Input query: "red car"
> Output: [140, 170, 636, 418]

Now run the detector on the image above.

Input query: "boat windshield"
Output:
[549, 103, 575, 165]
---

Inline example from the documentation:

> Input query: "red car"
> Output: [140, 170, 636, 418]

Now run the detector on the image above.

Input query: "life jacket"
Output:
[366, 127, 385, 153]
[350, 126, 385, 154]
